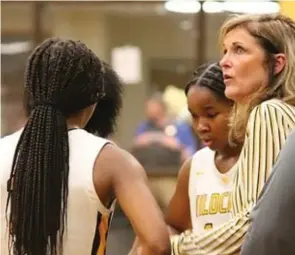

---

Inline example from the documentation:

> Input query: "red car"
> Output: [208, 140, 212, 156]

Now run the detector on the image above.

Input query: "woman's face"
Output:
[220, 27, 269, 103]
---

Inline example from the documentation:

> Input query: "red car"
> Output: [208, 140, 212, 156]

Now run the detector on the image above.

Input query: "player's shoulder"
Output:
[190, 147, 215, 174]
[70, 129, 116, 151]
[0, 129, 23, 150]
[188, 147, 215, 183]
[70, 128, 109, 141]
[192, 146, 214, 162]
[96, 144, 142, 174]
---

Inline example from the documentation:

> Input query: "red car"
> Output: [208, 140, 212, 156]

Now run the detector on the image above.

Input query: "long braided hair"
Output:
[6, 38, 105, 255]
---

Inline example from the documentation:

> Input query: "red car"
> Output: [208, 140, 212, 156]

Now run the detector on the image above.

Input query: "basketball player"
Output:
[166, 63, 242, 240]
[0, 38, 170, 255]
[129, 63, 242, 254]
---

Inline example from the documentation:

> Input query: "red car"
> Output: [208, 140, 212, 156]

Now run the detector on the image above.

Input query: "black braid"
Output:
[6, 37, 105, 255]
[185, 62, 229, 101]
[84, 61, 123, 137]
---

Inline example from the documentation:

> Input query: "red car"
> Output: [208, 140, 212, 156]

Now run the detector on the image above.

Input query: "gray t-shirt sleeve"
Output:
[241, 129, 295, 255]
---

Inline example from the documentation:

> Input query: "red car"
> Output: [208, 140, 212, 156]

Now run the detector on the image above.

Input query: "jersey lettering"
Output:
[196, 192, 232, 216]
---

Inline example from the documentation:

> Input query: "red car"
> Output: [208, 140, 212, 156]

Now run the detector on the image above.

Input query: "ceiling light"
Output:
[223, 1, 280, 14]
[164, 0, 201, 14]
[202, 1, 223, 13]
[164, 0, 280, 14]
[1, 41, 32, 55]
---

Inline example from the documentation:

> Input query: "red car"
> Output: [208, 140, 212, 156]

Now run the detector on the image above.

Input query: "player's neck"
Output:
[67, 117, 84, 130]
[216, 143, 242, 159]
[66, 109, 91, 130]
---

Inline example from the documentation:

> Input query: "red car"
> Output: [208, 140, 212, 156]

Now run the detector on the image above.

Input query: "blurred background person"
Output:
[131, 92, 184, 211]
[164, 85, 203, 158]
[135, 92, 170, 137]
[133, 92, 184, 163]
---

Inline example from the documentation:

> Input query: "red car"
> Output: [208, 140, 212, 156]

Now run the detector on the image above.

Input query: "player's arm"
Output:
[128, 156, 191, 254]
[171, 102, 292, 255]
[95, 145, 171, 255]
[165, 158, 192, 234]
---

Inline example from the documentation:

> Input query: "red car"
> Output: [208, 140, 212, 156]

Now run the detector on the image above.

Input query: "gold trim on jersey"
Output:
[97, 214, 110, 255]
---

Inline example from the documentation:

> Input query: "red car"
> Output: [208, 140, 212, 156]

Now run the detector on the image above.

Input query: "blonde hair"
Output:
[219, 14, 295, 143]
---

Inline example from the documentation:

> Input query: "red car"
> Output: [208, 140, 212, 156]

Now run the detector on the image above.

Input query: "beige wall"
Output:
[1, 2, 226, 147]
[50, 6, 109, 61]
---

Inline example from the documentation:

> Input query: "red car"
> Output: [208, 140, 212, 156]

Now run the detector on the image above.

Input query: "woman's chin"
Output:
[224, 88, 245, 103]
